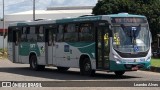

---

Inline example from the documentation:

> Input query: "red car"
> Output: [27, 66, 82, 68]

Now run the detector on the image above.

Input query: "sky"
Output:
[0, 0, 98, 18]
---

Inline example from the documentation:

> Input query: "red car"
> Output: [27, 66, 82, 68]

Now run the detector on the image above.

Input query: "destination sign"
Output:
[111, 17, 147, 23]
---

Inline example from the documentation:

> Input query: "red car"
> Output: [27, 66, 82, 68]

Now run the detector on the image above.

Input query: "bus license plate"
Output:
[136, 59, 145, 62]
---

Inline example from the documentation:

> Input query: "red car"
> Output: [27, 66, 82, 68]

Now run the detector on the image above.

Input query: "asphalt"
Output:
[0, 59, 160, 90]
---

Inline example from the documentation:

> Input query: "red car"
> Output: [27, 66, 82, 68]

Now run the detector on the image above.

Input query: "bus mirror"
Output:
[109, 25, 112, 30]
[150, 32, 152, 43]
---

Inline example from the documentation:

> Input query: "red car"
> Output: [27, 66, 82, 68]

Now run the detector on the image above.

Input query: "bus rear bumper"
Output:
[109, 60, 151, 71]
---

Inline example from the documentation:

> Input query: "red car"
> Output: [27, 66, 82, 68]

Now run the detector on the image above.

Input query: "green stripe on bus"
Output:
[109, 60, 151, 71]
[19, 42, 40, 56]
[66, 42, 95, 59]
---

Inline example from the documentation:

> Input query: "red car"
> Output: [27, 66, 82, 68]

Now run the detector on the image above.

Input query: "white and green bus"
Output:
[8, 13, 152, 76]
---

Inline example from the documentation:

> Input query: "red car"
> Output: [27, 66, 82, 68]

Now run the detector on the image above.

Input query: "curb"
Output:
[150, 66, 160, 72]
[141, 66, 160, 73]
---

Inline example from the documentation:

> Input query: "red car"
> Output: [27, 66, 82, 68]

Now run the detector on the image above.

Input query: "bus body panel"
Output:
[21, 56, 29, 64]
[14, 44, 20, 63]
[19, 42, 30, 64]
[55, 42, 96, 68]
[47, 44, 56, 65]
[8, 42, 14, 62]
[37, 42, 46, 65]
[19, 42, 46, 65]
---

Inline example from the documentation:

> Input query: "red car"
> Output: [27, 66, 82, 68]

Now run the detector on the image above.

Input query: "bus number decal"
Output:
[30, 44, 36, 48]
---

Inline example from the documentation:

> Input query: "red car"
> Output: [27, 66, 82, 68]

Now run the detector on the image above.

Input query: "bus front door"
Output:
[97, 25, 110, 69]
[46, 27, 56, 65]
[13, 30, 20, 63]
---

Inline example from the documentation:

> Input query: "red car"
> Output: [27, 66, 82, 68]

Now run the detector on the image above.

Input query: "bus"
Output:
[7, 13, 152, 76]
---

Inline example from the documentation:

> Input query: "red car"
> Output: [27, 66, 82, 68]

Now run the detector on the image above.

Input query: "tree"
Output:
[92, 0, 160, 41]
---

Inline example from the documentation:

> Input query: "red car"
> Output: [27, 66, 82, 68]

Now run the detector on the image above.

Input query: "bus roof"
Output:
[106, 13, 146, 18]
[8, 13, 146, 27]
[56, 15, 102, 23]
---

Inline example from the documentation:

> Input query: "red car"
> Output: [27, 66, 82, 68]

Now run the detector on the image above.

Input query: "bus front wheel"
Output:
[30, 55, 45, 71]
[80, 58, 95, 76]
[114, 71, 125, 76]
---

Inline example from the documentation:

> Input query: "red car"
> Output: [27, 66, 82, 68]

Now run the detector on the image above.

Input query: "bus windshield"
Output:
[112, 25, 150, 53]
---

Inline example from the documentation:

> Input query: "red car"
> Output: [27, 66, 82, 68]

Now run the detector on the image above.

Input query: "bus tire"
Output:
[114, 71, 125, 76]
[80, 58, 95, 76]
[30, 55, 45, 71]
[57, 67, 69, 71]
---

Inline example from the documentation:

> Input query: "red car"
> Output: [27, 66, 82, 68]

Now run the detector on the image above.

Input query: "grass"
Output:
[0, 48, 8, 59]
[151, 58, 160, 67]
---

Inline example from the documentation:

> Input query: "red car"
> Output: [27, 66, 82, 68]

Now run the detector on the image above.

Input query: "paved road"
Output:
[0, 59, 160, 90]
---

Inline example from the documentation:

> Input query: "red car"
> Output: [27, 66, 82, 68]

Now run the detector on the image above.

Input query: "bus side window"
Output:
[56, 25, 64, 42]
[15, 32, 19, 45]
[104, 33, 109, 45]
[21, 27, 27, 42]
[48, 29, 53, 45]
[13, 27, 21, 45]
[79, 23, 94, 41]
[53, 28, 57, 45]
[64, 24, 78, 42]
[37, 26, 44, 42]
[27, 27, 37, 42]
[8, 27, 13, 42]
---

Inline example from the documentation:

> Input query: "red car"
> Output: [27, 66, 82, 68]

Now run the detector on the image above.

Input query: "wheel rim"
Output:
[84, 62, 91, 72]
[31, 58, 36, 69]
[115, 71, 125, 76]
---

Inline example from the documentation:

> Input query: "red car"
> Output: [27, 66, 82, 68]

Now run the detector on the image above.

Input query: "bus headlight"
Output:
[114, 55, 119, 59]
[116, 60, 121, 64]
[146, 56, 151, 62]
[114, 55, 121, 64]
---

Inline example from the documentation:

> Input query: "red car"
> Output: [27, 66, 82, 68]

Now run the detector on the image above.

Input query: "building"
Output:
[5, 6, 93, 21]
[0, 6, 93, 48]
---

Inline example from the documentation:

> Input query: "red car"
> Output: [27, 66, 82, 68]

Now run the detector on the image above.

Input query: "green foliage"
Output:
[0, 48, 8, 58]
[151, 58, 160, 67]
[0, 48, 2, 52]
[92, 0, 160, 40]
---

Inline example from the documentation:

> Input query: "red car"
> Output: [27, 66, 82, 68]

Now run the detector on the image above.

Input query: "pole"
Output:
[33, 0, 35, 21]
[2, 0, 5, 55]
[158, 36, 159, 48]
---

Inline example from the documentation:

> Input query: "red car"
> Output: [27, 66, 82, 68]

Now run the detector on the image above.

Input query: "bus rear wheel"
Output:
[57, 67, 69, 71]
[80, 58, 95, 76]
[30, 55, 45, 71]
[114, 71, 125, 76]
